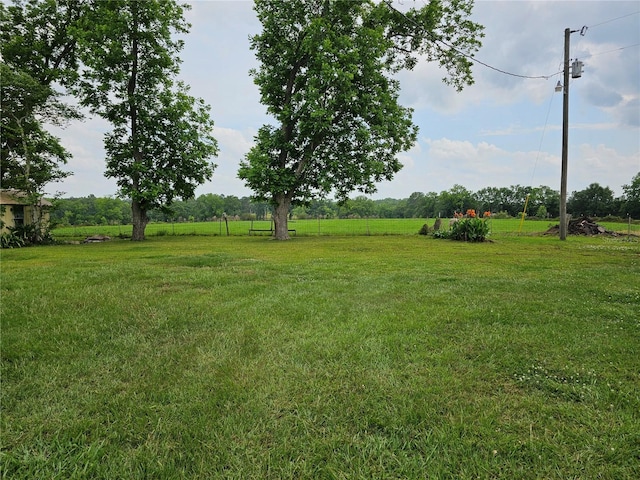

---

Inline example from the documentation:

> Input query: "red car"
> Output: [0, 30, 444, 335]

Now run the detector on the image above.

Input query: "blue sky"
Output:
[50, 0, 640, 199]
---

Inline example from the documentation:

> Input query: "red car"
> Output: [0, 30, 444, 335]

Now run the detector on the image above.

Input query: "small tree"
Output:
[73, 0, 218, 240]
[239, 0, 483, 239]
[535, 205, 548, 219]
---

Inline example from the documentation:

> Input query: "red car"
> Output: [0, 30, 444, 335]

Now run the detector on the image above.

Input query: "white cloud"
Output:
[46, 116, 117, 197]
[195, 126, 256, 197]
[373, 135, 638, 198]
[572, 144, 640, 193]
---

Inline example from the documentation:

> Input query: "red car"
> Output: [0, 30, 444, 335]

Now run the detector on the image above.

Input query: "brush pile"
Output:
[545, 216, 617, 236]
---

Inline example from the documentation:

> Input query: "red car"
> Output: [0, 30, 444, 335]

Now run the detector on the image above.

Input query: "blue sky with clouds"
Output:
[49, 0, 640, 199]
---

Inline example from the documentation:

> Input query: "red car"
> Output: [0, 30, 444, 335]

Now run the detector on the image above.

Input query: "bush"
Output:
[449, 217, 490, 242]
[1, 223, 56, 248]
[535, 205, 548, 219]
[1, 232, 26, 248]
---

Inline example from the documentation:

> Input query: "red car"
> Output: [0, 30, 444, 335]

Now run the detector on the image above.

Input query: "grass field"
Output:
[1, 234, 639, 478]
[51, 217, 640, 239]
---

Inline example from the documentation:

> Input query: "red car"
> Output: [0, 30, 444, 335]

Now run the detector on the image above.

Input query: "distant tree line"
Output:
[51, 174, 640, 226]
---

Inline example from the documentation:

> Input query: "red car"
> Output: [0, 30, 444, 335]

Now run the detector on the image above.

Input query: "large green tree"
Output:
[73, 0, 218, 240]
[568, 183, 615, 218]
[0, 0, 84, 195]
[239, 0, 483, 239]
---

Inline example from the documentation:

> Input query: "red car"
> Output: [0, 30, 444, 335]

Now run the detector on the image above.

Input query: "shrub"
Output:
[598, 215, 625, 223]
[1, 232, 25, 249]
[443, 210, 491, 242]
[450, 217, 490, 242]
[535, 205, 548, 219]
[1, 224, 56, 248]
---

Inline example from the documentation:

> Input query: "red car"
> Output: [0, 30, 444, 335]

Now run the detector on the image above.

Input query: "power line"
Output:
[467, 56, 558, 80]
[587, 10, 640, 29]
[581, 43, 640, 59]
[383, 1, 559, 80]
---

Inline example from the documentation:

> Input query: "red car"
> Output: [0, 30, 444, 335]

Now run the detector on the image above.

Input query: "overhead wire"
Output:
[384, 1, 639, 81]
[383, 0, 561, 80]
[587, 10, 640, 29]
[580, 43, 640, 60]
[383, 0, 637, 190]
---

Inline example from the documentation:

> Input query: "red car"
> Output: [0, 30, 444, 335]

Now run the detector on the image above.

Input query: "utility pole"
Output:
[559, 27, 584, 240]
[559, 28, 571, 240]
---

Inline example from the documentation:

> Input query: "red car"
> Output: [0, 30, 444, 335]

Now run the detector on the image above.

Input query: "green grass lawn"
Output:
[1, 235, 639, 478]
[51, 217, 639, 239]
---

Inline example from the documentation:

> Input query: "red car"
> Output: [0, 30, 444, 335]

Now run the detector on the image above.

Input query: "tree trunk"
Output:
[131, 199, 148, 241]
[273, 193, 291, 240]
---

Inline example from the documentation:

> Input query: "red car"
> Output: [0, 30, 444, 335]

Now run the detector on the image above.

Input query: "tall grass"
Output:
[1, 235, 639, 478]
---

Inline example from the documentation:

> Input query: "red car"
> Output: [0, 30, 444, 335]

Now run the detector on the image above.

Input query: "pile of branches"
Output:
[546, 216, 618, 236]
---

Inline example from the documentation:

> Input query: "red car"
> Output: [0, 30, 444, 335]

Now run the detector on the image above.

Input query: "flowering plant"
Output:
[448, 209, 491, 242]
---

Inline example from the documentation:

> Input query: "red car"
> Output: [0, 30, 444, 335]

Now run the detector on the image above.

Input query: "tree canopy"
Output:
[567, 183, 616, 218]
[239, 0, 484, 239]
[0, 0, 83, 195]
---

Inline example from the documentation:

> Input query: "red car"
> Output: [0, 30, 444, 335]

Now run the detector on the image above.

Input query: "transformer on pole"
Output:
[558, 28, 585, 240]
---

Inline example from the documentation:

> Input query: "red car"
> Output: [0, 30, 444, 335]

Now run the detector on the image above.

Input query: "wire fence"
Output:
[53, 216, 640, 239]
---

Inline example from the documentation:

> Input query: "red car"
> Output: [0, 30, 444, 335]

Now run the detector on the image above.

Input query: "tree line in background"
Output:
[51, 174, 640, 226]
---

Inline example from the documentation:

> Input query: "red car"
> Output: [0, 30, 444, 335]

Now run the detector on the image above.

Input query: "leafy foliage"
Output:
[0, 232, 25, 249]
[449, 216, 490, 242]
[1, 223, 55, 249]
[72, 0, 218, 240]
[443, 210, 491, 242]
[240, 0, 483, 239]
[0, 0, 84, 194]
[568, 182, 616, 217]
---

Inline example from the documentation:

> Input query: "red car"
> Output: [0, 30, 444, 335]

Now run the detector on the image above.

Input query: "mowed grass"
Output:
[51, 217, 640, 239]
[1, 235, 639, 479]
